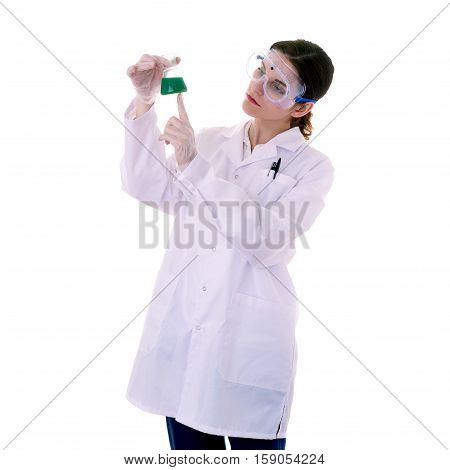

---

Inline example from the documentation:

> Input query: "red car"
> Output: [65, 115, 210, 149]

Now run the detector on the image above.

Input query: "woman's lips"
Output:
[246, 93, 260, 106]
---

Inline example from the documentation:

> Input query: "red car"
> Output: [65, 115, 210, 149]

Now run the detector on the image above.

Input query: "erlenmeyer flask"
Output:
[160, 54, 187, 95]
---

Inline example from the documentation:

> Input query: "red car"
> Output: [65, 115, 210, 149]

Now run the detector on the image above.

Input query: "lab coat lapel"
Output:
[215, 120, 248, 167]
[215, 119, 308, 170]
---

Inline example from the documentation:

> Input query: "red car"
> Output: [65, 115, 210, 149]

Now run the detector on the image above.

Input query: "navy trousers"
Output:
[166, 417, 286, 450]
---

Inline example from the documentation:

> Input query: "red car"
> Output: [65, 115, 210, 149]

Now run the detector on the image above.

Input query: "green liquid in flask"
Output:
[161, 77, 187, 95]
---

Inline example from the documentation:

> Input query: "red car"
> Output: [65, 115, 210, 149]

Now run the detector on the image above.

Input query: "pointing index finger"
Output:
[177, 93, 188, 121]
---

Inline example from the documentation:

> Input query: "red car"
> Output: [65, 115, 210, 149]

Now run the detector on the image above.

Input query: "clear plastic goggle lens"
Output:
[246, 51, 306, 105]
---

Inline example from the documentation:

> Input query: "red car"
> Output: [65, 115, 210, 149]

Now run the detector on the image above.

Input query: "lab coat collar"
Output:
[217, 118, 307, 168]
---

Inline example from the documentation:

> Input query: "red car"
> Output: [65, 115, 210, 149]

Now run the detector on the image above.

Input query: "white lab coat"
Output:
[121, 96, 334, 439]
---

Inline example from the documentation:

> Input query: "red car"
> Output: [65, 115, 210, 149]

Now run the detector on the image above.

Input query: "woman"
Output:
[121, 38, 335, 451]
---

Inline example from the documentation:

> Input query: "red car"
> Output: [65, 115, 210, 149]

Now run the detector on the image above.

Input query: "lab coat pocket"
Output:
[137, 307, 166, 354]
[137, 265, 183, 355]
[248, 169, 297, 207]
[217, 292, 296, 392]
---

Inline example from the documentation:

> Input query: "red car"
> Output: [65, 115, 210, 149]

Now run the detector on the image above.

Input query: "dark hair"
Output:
[270, 39, 334, 140]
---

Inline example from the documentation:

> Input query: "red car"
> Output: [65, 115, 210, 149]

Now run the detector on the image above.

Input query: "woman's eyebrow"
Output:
[262, 59, 287, 87]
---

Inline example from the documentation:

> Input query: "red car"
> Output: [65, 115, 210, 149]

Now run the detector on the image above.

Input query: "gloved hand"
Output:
[126, 54, 180, 105]
[158, 93, 197, 170]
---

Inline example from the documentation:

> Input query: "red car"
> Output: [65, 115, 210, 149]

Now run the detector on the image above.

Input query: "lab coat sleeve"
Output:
[120, 96, 198, 215]
[175, 152, 334, 269]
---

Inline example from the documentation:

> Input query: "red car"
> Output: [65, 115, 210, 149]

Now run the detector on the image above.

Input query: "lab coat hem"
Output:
[125, 393, 175, 418]
[125, 394, 287, 440]
[174, 416, 287, 440]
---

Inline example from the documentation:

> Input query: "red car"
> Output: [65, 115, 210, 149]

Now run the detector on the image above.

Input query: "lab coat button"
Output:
[202, 285, 207, 291]
[234, 174, 239, 179]
[211, 246, 216, 251]
[195, 325, 202, 330]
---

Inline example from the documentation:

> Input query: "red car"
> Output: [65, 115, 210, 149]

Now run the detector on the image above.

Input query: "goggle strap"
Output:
[295, 96, 317, 103]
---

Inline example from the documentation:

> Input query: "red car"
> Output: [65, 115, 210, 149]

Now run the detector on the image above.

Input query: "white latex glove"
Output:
[158, 93, 197, 170]
[126, 54, 180, 105]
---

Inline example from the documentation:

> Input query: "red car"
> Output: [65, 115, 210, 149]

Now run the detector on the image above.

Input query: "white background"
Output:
[1, 0, 449, 468]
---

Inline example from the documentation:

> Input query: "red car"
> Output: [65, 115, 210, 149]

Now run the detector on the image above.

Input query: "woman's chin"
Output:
[242, 99, 260, 117]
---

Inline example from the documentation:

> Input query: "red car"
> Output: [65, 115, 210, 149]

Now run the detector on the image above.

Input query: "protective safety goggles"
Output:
[246, 49, 317, 108]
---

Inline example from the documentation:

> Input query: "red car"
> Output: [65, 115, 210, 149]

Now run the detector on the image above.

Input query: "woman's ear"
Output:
[290, 102, 314, 119]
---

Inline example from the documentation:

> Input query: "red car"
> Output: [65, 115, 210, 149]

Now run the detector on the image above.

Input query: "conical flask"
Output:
[160, 54, 188, 95]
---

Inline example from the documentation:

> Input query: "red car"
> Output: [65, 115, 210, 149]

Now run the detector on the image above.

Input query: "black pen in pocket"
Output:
[267, 157, 281, 179]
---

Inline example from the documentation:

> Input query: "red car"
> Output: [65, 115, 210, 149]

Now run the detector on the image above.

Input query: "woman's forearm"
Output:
[135, 96, 153, 119]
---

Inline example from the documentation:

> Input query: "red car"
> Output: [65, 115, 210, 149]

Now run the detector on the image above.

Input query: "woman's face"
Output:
[242, 50, 310, 122]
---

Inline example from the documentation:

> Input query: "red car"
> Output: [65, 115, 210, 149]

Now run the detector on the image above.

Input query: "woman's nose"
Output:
[250, 79, 264, 96]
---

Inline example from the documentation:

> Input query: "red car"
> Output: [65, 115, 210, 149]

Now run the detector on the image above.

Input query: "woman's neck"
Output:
[248, 118, 291, 152]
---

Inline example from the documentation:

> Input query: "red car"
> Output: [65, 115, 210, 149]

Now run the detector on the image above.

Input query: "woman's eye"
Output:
[271, 82, 285, 95]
